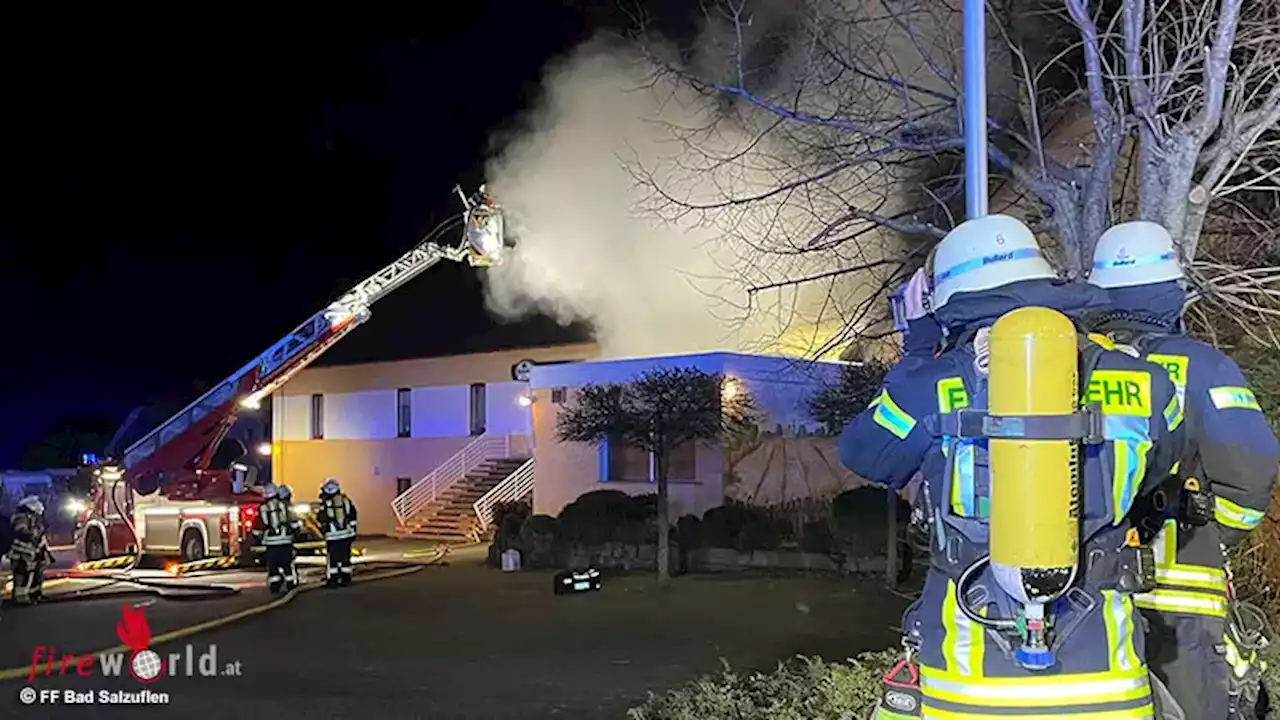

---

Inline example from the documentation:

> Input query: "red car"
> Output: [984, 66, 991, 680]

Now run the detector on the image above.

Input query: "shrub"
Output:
[830, 487, 908, 558]
[675, 514, 703, 550]
[557, 490, 656, 547]
[492, 500, 531, 547]
[701, 502, 782, 553]
[627, 650, 897, 720]
[519, 514, 561, 569]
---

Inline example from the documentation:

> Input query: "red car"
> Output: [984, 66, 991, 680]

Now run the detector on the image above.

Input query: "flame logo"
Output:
[117, 604, 164, 683]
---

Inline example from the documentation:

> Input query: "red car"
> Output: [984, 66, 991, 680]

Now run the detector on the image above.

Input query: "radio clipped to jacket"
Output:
[1116, 528, 1157, 595]
[1178, 477, 1214, 528]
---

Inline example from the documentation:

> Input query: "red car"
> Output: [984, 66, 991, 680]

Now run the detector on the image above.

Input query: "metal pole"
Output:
[963, 0, 989, 218]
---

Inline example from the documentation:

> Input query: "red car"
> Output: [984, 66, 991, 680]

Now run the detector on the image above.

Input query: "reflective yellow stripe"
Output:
[1215, 496, 1264, 531]
[923, 707, 1153, 719]
[873, 390, 917, 440]
[937, 377, 968, 413]
[1209, 386, 1262, 411]
[868, 390, 883, 409]
[1110, 433, 1151, 521]
[940, 580, 984, 676]
[1162, 394, 1183, 432]
[920, 665, 1150, 708]
[1132, 589, 1229, 617]
[1154, 566, 1228, 592]
[1101, 590, 1140, 673]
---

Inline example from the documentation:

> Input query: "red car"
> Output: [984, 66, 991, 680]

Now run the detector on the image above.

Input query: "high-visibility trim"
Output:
[868, 390, 883, 408]
[1223, 634, 1257, 679]
[1162, 393, 1183, 432]
[920, 665, 1150, 708]
[1101, 590, 1140, 673]
[1153, 566, 1228, 593]
[1215, 496, 1264, 531]
[1132, 588, 1229, 617]
[1209, 386, 1262, 412]
[940, 580, 984, 677]
[922, 701, 1155, 719]
[1104, 415, 1151, 521]
[873, 391, 917, 439]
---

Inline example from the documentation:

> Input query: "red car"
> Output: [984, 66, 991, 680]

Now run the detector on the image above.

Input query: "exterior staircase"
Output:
[396, 457, 528, 542]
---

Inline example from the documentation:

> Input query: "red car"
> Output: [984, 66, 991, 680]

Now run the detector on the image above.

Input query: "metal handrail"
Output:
[391, 434, 510, 524]
[472, 458, 535, 532]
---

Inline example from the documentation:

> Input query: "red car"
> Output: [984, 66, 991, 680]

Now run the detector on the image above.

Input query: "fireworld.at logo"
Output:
[28, 603, 242, 683]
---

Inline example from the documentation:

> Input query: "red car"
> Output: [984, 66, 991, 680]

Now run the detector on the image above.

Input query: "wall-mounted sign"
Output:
[512, 359, 537, 382]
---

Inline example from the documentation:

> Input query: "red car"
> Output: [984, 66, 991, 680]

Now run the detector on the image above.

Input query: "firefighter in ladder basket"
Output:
[316, 478, 357, 587]
[253, 485, 301, 594]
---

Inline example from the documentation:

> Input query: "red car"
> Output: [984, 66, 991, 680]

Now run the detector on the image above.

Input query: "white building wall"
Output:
[485, 381, 532, 436]
[324, 389, 397, 440]
[410, 386, 470, 438]
[274, 394, 312, 441]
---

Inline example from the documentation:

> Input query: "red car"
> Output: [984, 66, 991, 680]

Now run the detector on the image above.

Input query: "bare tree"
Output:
[624, 0, 1280, 349]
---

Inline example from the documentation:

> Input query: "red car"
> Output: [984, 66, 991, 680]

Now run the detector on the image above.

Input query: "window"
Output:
[310, 394, 324, 439]
[396, 388, 412, 438]
[604, 438, 697, 482]
[551, 387, 567, 404]
[469, 383, 486, 436]
[395, 477, 412, 496]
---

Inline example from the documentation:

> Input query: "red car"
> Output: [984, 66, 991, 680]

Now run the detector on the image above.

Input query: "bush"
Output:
[492, 500, 531, 548]
[628, 650, 897, 720]
[519, 514, 560, 569]
[830, 487, 908, 558]
[675, 515, 702, 550]
[701, 502, 782, 553]
[557, 490, 657, 547]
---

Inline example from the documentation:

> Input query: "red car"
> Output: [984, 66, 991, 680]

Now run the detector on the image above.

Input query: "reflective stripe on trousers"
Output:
[1133, 521, 1228, 618]
[325, 528, 355, 541]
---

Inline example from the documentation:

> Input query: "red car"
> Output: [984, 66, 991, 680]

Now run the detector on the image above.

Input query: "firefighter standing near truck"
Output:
[253, 485, 301, 594]
[1086, 221, 1280, 720]
[9, 496, 53, 606]
[316, 478, 357, 587]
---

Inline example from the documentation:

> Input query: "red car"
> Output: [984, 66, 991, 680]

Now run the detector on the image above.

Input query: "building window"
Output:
[604, 438, 697, 482]
[551, 387, 567, 404]
[310, 394, 324, 440]
[469, 383, 486, 436]
[396, 388, 412, 438]
[395, 477, 412, 496]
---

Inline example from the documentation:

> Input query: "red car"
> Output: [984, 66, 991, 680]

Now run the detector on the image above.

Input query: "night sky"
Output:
[0, 5, 673, 467]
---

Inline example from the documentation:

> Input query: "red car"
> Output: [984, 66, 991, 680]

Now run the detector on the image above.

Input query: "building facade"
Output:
[527, 352, 865, 520]
[270, 342, 597, 535]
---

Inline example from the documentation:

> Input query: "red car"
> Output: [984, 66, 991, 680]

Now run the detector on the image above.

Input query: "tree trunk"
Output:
[886, 487, 899, 589]
[655, 451, 671, 587]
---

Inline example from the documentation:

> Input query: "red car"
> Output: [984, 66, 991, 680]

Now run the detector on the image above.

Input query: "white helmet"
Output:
[276, 485, 293, 500]
[17, 496, 44, 514]
[931, 214, 1057, 310]
[321, 478, 340, 496]
[1088, 221, 1184, 289]
[263, 484, 278, 500]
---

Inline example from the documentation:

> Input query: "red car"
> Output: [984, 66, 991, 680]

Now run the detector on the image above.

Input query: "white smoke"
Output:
[481, 5, 963, 360]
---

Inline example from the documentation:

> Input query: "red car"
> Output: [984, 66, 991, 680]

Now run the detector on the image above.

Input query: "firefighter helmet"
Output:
[277, 485, 293, 500]
[931, 214, 1057, 309]
[1087, 221, 1184, 289]
[263, 484, 278, 499]
[17, 496, 44, 514]
[321, 478, 340, 496]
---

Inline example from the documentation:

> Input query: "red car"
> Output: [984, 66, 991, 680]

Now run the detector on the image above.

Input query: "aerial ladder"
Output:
[77, 187, 509, 561]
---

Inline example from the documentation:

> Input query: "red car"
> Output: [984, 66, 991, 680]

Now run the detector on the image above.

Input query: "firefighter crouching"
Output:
[841, 214, 1188, 719]
[1087, 221, 1280, 720]
[316, 478, 357, 587]
[253, 485, 301, 594]
[9, 496, 53, 606]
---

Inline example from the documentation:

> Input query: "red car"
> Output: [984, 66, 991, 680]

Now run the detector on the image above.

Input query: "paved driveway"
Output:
[1, 548, 908, 719]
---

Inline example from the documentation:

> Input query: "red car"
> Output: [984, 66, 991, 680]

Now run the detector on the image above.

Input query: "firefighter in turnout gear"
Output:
[840, 214, 1188, 719]
[9, 496, 52, 606]
[316, 478, 357, 587]
[253, 485, 301, 594]
[1087, 221, 1280, 720]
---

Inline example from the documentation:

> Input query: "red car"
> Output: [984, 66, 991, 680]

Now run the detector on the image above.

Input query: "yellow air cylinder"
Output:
[988, 306, 1080, 591]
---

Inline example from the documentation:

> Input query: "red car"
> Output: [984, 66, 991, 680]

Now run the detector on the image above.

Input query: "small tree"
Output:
[557, 367, 754, 585]
[807, 361, 890, 436]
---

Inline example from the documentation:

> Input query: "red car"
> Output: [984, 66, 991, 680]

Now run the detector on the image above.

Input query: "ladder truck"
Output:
[75, 187, 509, 564]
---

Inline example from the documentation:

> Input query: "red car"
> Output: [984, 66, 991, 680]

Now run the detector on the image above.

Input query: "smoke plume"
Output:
[481, 5, 960, 360]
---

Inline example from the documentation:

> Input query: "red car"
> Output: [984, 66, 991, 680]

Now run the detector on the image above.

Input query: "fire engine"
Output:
[75, 187, 509, 563]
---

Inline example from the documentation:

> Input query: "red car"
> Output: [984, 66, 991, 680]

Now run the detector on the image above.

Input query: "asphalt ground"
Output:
[0, 545, 908, 719]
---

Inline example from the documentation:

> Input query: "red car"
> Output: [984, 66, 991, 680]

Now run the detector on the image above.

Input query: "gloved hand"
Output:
[902, 268, 930, 321]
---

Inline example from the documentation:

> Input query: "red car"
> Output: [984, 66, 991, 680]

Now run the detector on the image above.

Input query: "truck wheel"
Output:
[85, 530, 106, 561]
[180, 529, 206, 563]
